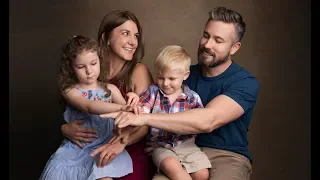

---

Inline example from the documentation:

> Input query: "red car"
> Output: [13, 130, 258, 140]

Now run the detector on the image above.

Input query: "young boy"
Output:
[139, 45, 211, 180]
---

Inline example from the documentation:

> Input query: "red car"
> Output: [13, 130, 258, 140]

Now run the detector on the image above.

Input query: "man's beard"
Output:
[198, 47, 229, 68]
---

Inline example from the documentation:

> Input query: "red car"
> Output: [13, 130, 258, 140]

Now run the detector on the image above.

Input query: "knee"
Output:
[160, 157, 178, 170]
[191, 168, 209, 180]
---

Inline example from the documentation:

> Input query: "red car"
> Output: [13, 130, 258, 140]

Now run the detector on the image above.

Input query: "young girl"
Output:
[40, 35, 138, 180]
[61, 10, 156, 180]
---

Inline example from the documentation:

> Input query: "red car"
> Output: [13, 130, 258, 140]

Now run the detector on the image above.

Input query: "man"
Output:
[103, 7, 260, 180]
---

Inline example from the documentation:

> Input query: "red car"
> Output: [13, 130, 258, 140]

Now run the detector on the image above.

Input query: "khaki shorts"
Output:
[152, 147, 252, 180]
[152, 140, 211, 173]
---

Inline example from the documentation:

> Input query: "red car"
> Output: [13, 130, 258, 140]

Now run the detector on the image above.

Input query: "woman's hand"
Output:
[61, 120, 98, 148]
[110, 126, 139, 145]
[90, 141, 126, 167]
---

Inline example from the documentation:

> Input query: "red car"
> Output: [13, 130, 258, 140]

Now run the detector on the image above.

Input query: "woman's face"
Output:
[108, 20, 139, 61]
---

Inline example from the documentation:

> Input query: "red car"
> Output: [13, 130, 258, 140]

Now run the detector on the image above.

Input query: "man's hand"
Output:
[61, 120, 98, 148]
[100, 111, 147, 129]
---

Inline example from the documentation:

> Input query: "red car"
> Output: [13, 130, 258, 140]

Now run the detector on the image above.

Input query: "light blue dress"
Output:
[40, 88, 133, 180]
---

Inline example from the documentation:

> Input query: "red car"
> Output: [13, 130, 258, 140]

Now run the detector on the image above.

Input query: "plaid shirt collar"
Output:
[157, 83, 193, 100]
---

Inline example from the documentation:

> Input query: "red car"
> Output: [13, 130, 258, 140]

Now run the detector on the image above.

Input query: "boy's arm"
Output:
[62, 88, 124, 114]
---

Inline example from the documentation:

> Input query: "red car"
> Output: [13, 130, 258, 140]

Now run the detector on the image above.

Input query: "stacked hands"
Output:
[108, 92, 143, 146]
[92, 92, 146, 167]
[62, 92, 151, 168]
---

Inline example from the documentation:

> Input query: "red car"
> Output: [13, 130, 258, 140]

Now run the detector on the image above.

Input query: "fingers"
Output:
[73, 119, 86, 125]
[100, 112, 119, 118]
[126, 92, 139, 106]
[76, 137, 94, 143]
[116, 127, 122, 135]
[130, 98, 138, 106]
[121, 136, 129, 144]
[139, 106, 144, 113]
[117, 118, 133, 129]
[126, 95, 134, 106]
[74, 140, 84, 148]
[133, 106, 139, 115]
[82, 127, 98, 135]
[104, 154, 116, 166]
[113, 112, 125, 125]
[97, 152, 108, 167]
[108, 136, 117, 144]
[90, 143, 110, 158]
[109, 136, 122, 145]
[76, 132, 98, 140]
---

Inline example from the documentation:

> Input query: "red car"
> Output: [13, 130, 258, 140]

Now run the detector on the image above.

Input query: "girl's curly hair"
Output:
[58, 35, 110, 96]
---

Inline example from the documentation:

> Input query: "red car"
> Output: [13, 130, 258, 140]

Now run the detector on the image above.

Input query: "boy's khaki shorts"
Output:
[152, 139, 212, 173]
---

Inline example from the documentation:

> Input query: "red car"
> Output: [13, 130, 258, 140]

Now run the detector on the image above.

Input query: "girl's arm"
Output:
[107, 83, 126, 105]
[62, 87, 125, 114]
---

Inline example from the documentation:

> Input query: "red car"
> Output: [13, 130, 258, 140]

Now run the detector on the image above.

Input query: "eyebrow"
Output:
[204, 30, 225, 41]
[214, 36, 225, 41]
[120, 29, 139, 35]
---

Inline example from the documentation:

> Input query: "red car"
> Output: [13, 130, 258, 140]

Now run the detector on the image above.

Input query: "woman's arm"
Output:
[125, 63, 153, 143]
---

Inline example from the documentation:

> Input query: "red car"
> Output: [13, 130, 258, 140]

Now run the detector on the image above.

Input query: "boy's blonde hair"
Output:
[154, 45, 191, 74]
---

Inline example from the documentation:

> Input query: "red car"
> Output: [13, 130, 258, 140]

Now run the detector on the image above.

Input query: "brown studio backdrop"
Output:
[9, 0, 310, 179]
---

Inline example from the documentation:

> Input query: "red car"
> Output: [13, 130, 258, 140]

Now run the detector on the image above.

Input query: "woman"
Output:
[61, 10, 156, 180]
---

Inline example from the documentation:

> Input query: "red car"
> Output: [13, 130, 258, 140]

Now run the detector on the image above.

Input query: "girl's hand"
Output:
[126, 92, 139, 106]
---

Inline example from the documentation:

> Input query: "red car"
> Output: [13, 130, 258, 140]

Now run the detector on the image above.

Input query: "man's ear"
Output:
[230, 42, 241, 55]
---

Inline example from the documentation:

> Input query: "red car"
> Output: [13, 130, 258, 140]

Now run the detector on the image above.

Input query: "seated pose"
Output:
[115, 45, 211, 180]
[40, 35, 138, 180]
[102, 7, 260, 180]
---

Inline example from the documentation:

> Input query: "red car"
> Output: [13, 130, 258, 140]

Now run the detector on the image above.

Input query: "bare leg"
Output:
[160, 157, 192, 180]
[190, 168, 209, 180]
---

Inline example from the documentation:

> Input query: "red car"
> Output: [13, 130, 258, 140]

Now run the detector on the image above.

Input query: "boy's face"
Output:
[156, 67, 190, 95]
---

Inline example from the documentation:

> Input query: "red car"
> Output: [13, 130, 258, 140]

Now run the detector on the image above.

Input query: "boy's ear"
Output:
[183, 70, 190, 80]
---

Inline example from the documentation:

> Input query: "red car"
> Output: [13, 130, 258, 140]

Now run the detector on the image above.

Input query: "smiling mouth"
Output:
[202, 51, 213, 57]
[124, 47, 134, 52]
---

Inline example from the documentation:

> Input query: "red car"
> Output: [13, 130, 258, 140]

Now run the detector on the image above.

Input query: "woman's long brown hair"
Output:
[97, 10, 144, 93]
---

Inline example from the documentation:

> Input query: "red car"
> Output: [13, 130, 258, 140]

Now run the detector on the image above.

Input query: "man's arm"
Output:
[141, 94, 244, 134]
[111, 76, 260, 134]
[106, 94, 243, 134]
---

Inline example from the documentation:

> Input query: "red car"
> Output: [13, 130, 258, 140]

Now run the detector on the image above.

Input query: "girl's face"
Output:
[72, 50, 100, 87]
[108, 20, 139, 61]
